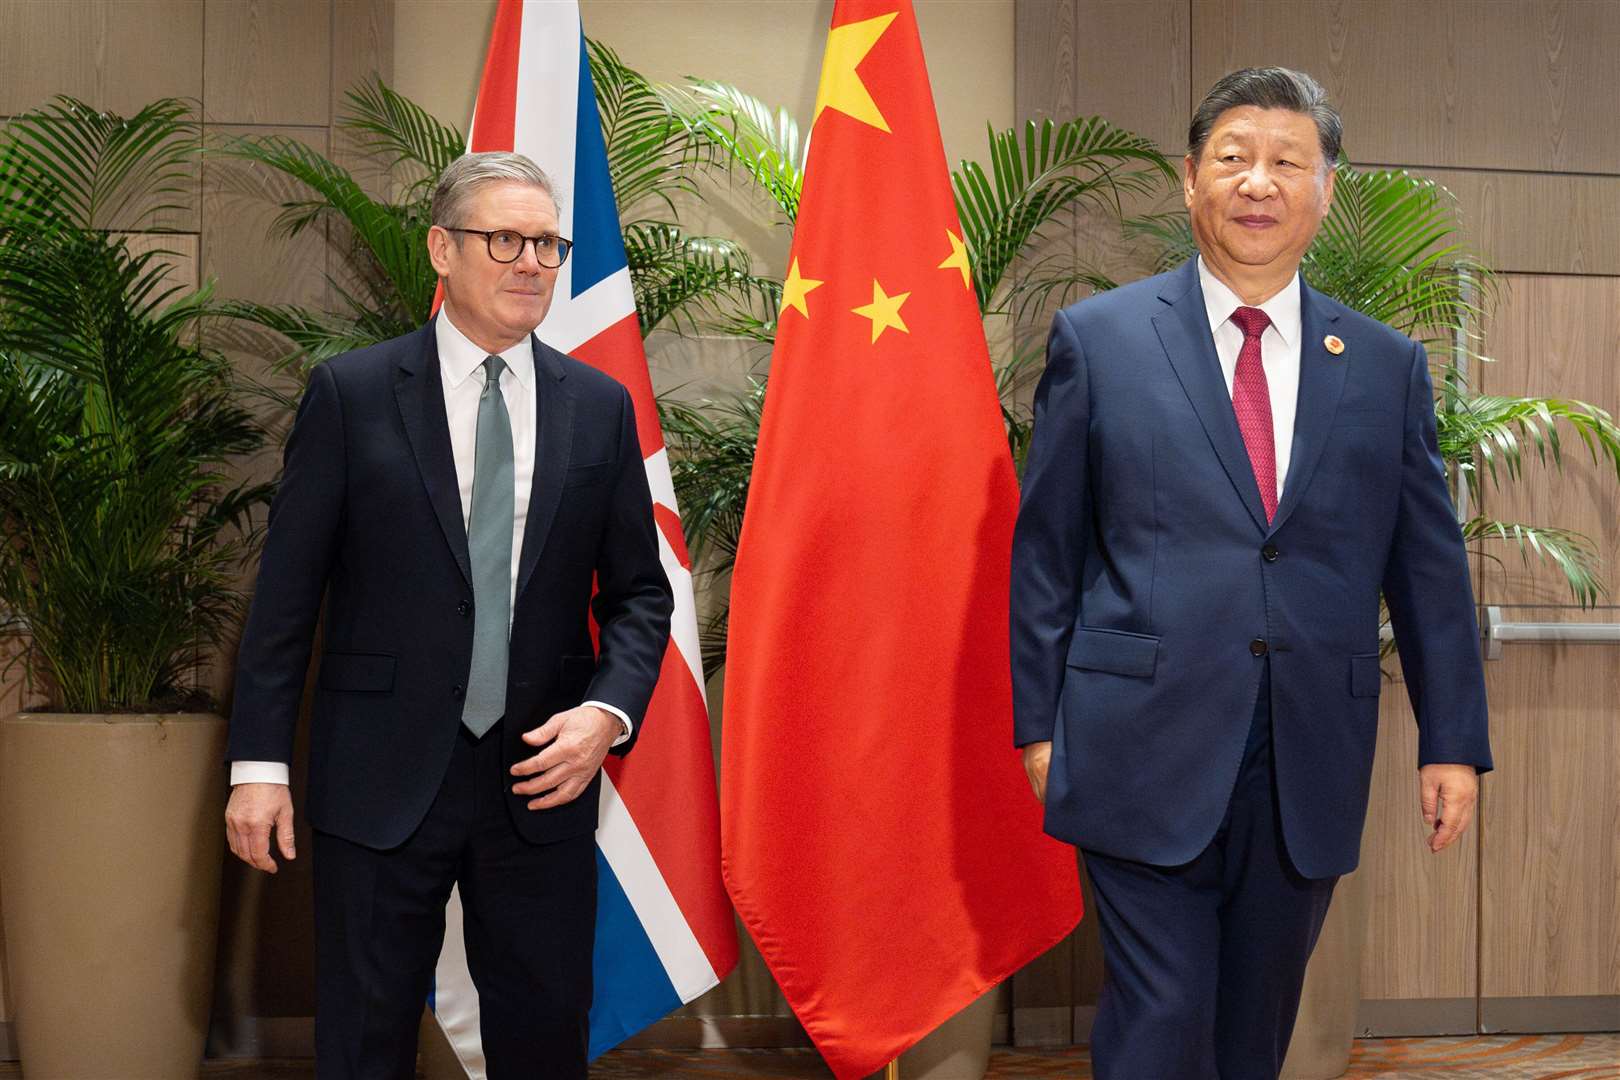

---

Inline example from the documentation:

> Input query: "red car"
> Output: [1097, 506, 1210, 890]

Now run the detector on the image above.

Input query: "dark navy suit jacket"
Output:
[228, 319, 673, 851]
[1010, 258, 1491, 879]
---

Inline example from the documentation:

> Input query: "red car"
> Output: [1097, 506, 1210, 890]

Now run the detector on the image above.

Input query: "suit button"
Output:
[451, 684, 464, 700]
[1262, 544, 1279, 562]
[1250, 638, 1269, 657]
[457, 600, 472, 617]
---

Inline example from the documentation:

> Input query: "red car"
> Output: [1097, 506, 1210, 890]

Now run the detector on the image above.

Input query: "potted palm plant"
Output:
[0, 97, 271, 1078]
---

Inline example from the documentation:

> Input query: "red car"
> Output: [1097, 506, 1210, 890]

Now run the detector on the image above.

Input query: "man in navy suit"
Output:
[223, 153, 672, 1078]
[1011, 69, 1491, 1079]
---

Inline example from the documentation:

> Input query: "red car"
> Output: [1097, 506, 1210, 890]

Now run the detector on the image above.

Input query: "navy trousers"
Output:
[313, 720, 597, 1080]
[1081, 669, 1338, 1080]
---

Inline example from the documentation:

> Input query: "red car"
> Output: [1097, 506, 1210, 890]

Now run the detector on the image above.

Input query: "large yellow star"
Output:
[938, 228, 972, 290]
[781, 257, 824, 320]
[812, 11, 898, 133]
[852, 279, 910, 343]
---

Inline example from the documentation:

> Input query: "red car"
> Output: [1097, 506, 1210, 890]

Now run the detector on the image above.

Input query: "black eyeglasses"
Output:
[447, 227, 573, 268]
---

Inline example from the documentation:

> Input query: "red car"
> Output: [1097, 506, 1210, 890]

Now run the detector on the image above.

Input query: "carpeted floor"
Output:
[6, 1035, 1611, 1078]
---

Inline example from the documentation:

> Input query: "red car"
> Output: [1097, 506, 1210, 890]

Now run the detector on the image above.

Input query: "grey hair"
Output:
[430, 151, 558, 229]
[1188, 67, 1342, 168]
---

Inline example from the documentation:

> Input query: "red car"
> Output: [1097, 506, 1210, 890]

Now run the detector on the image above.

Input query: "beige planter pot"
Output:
[1282, 867, 1367, 1080]
[0, 712, 227, 1079]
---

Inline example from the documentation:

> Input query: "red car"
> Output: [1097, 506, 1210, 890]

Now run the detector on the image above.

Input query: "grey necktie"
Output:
[461, 355, 514, 737]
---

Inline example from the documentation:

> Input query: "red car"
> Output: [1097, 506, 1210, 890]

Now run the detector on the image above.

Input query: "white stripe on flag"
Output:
[536, 266, 642, 356]
[597, 773, 721, 1002]
[509, 1, 578, 214]
[432, 884, 487, 1079]
[646, 449, 706, 694]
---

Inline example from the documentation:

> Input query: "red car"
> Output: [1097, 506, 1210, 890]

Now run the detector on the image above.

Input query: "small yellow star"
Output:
[852, 279, 910, 344]
[781, 257, 824, 320]
[812, 11, 897, 133]
[938, 228, 972, 290]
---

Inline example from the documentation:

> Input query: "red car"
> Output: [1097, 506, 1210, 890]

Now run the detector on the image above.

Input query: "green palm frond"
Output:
[1464, 518, 1605, 607]
[341, 76, 465, 195]
[673, 79, 805, 223]
[1004, 252, 1121, 328]
[589, 38, 706, 217]
[953, 117, 1176, 316]
[658, 379, 767, 570]
[623, 222, 776, 337]
[1438, 390, 1620, 498]
[218, 133, 437, 325]
[0, 96, 197, 231]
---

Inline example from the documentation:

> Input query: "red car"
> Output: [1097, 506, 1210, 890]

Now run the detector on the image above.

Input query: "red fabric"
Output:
[468, 0, 521, 153]
[720, 4, 1083, 1076]
[1230, 306, 1277, 522]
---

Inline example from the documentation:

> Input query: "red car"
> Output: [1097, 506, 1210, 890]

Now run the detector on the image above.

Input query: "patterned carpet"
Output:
[585, 1035, 1619, 1078]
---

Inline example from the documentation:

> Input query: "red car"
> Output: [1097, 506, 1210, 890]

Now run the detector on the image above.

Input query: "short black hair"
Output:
[1188, 67, 1342, 166]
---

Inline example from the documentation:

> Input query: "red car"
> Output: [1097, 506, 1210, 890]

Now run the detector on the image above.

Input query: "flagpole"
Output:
[884, 1061, 900, 1079]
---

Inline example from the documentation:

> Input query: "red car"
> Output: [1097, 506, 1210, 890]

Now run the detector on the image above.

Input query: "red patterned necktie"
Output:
[1229, 306, 1277, 523]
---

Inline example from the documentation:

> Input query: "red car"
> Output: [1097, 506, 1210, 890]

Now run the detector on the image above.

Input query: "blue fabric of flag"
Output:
[587, 849, 682, 1060]
[570, 30, 628, 298]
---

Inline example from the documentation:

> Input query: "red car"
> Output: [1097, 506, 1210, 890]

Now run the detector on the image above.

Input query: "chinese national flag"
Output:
[719, 3, 1083, 1076]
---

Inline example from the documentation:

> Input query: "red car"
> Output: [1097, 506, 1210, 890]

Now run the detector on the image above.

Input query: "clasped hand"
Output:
[509, 704, 621, 810]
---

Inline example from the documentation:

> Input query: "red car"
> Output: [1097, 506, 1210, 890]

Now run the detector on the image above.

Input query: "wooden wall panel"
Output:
[0, 0, 204, 116]
[204, 0, 332, 126]
[1353, 169, 1620, 278]
[1476, 275, 1620, 608]
[1071, 0, 1187, 156]
[201, 124, 332, 309]
[1190, 0, 1620, 174]
[1480, 644, 1620, 998]
[1357, 666, 1478, 1001]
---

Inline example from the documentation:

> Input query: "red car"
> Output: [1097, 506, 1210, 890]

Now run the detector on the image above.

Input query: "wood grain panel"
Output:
[201, 125, 332, 309]
[1480, 643, 1620, 997]
[1475, 275, 1620, 608]
[1015, 0, 1076, 124]
[1354, 168, 1620, 278]
[0, 0, 204, 116]
[331, 0, 396, 198]
[1190, 0, 1620, 175]
[204, 0, 331, 126]
[1073, 0, 1187, 157]
[1358, 661, 1478, 1001]
[117, 232, 201, 294]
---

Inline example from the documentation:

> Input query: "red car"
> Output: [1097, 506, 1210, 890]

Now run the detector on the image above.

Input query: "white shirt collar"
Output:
[1197, 256, 1301, 348]
[435, 306, 535, 391]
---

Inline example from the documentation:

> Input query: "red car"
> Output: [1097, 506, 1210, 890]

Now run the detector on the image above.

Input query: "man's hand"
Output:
[1419, 763, 1478, 854]
[225, 783, 296, 873]
[511, 705, 622, 810]
[1022, 741, 1053, 804]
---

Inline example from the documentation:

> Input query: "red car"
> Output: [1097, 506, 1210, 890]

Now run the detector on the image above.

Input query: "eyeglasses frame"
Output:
[445, 226, 573, 268]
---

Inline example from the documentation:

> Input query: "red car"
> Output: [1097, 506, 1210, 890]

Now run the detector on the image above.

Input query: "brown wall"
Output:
[1013, 0, 1620, 1041]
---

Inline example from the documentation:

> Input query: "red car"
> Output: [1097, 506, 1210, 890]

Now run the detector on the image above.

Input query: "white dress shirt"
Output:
[1197, 256, 1302, 498]
[230, 309, 628, 787]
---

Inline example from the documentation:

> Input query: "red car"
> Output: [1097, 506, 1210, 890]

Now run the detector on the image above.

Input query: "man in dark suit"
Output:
[224, 152, 672, 1078]
[1010, 69, 1491, 1079]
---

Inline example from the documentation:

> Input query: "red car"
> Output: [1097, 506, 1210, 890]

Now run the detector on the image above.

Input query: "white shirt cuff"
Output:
[231, 761, 290, 786]
[583, 700, 633, 746]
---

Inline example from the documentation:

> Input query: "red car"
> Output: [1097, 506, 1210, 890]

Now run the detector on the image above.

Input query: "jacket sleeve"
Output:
[1381, 341, 1493, 771]
[1010, 307, 1094, 747]
[226, 361, 347, 766]
[585, 385, 674, 755]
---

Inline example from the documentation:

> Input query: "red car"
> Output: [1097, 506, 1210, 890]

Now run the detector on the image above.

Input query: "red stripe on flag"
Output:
[604, 643, 738, 977]
[568, 313, 662, 458]
[653, 503, 692, 571]
[469, 0, 522, 152]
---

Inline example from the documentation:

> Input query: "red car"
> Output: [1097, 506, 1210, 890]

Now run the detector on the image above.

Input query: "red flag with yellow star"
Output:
[719, 3, 1083, 1075]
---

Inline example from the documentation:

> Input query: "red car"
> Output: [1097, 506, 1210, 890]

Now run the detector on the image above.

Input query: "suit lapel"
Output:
[395, 321, 472, 586]
[1269, 283, 1348, 535]
[1153, 260, 1271, 533]
[514, 336, 574, 604]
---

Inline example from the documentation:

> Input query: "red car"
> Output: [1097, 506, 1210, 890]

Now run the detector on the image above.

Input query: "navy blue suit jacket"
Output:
[1010, 259, 1491, 879]
[228, 319, 673, 850]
